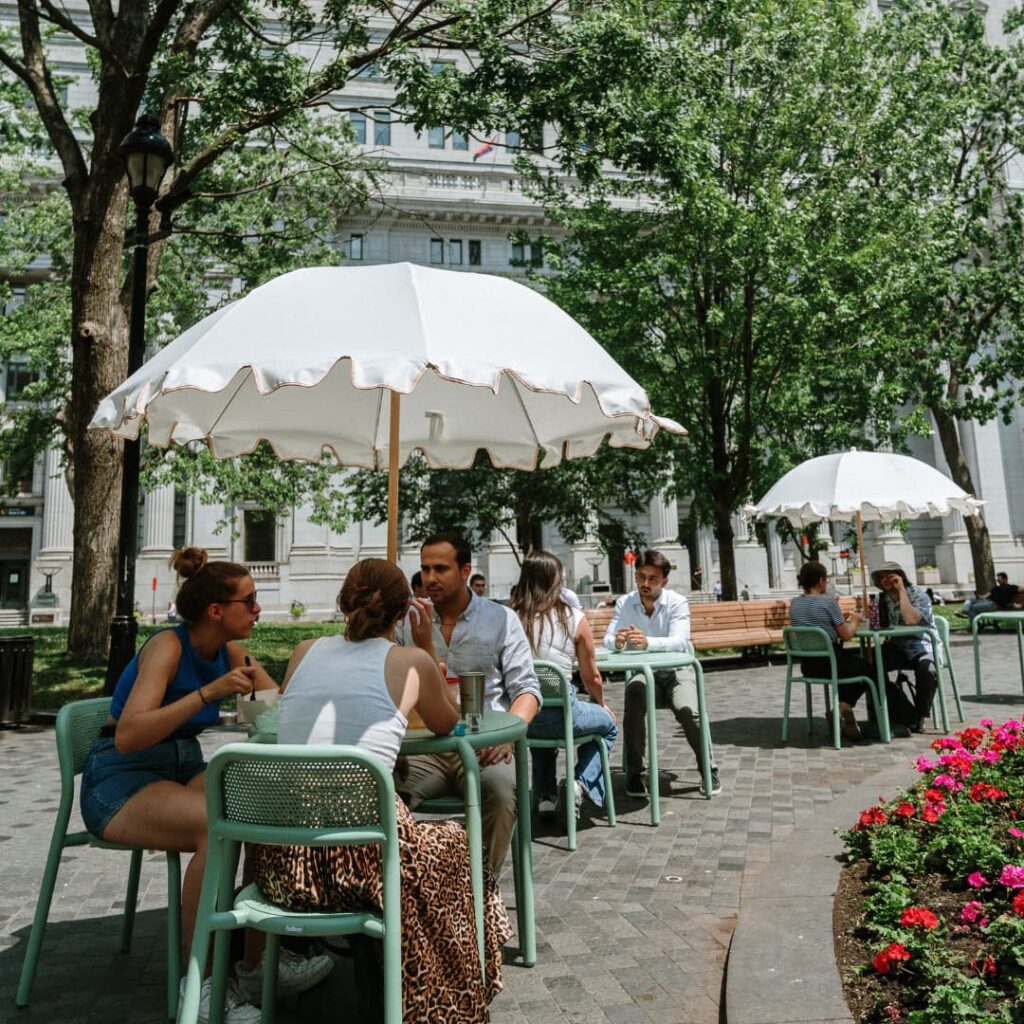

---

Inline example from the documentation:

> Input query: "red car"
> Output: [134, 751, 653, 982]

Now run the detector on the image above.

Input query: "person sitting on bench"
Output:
[959, 572, 1020, 626]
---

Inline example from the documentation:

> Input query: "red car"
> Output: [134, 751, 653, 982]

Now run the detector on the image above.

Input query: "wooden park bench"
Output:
[585, 595, 860, 661]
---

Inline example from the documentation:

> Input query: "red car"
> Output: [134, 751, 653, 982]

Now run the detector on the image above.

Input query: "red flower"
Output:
[922, 806, 940, 824]
[957, 727, 986, 750]
[857, 806, 889, 828]
[900, 906, 939, 930]
[969, 955, 997, 978]
[924, 788, 945, 802]
[969, 782, 1008, 802]
[1013, 892, 1024, 916]
[873, 943, 911, 975]
[894, 802, 915, 818]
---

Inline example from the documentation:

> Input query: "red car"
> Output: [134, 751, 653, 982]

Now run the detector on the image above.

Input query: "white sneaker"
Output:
[234, 947, 335, 1005]
[177, 976, 261, 1024]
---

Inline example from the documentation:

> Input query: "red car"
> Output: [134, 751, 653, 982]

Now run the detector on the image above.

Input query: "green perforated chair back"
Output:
[57, 697, 114, 777]
[207, 743, 397, 849]
[783, 626, 835, 659]
[533, 661, 571, 707]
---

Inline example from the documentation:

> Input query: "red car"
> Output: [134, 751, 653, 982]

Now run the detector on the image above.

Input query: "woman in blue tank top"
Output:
[79, 546, 309, 1023]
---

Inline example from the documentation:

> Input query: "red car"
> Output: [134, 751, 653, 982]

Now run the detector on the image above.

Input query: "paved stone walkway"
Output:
[2, 630, 1022, 1023]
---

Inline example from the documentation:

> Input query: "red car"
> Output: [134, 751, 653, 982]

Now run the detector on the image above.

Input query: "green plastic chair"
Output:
[931, 616, 964, 727]
[179, 743, 402, 1024]
[528, 661, 616, 851]
[782, 627, 885, 749]
[15, 698, 182, 1020]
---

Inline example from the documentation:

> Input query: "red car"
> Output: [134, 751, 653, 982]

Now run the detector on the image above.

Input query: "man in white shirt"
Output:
[605, 549, 720, 798]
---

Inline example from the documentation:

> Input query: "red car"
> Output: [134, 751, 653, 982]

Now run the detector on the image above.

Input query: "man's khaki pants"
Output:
[399, 752, 516, 875]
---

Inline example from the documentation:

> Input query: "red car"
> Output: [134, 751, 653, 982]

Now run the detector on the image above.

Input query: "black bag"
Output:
[864, 670, 917, 738]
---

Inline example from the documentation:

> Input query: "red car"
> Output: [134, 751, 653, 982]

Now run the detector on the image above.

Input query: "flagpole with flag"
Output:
[473, 136, 497, 162]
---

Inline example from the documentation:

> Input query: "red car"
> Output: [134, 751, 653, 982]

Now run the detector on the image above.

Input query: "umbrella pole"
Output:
[387, 391, 400, 563]
[856, 510, 868, 611]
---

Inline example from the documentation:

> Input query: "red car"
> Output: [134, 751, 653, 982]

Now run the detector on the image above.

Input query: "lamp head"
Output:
[118, 114, 174, 206]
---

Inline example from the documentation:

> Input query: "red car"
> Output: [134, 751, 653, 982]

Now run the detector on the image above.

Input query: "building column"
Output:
[731, 510, 769, 595]
[862, 521, 916, 578]
[34, 448, 74, 617]
[696, 526, 715, 593]
[141, 484, 175, 552]
[649, 494, 689, 593]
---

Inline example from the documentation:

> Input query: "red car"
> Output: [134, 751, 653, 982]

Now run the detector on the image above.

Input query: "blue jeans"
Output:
[527, 692, 617, 807]
[962, 597, 997, 620]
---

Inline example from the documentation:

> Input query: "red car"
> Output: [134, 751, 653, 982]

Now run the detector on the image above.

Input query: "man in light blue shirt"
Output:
[396, 532, 541, 872]
[605, 549, 720, 798]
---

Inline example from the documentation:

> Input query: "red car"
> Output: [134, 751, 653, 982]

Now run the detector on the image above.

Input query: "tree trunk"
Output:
[711, 497, 738, 601]
[65, 187, 132, 661]
[931, 404, 995, 595]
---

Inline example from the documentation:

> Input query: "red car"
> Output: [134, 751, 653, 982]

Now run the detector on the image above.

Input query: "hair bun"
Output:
[170, 546, 209, 580]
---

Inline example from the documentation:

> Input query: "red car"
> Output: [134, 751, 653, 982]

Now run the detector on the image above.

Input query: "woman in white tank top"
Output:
[252, 559, 511, 1022]
[510, 551, 617, 819]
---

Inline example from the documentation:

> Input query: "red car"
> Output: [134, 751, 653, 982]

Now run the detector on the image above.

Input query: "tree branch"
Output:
[15, 0, 88, 197]
[34, 0, 103, 51]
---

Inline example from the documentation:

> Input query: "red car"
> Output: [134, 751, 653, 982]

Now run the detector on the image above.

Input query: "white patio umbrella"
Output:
[90, 263, 684, 560]
[746, 449, 984, 604]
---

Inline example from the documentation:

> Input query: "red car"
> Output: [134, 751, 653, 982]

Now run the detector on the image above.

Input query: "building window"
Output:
[428, 126, 446, 149]
[349, 111, 367, 144]
[510, 239, 543, 267]
[451, 131, 468, 151]
[173, 489, 187, 550]
[2, 442, 34, 496]
[448, 240, 463, 265]
[430, 60, 455, 75]
[506, 127, 543, 154]
[4, 355, 36, 402]
[243, 510, 276, 563]
[355, 61, 381, 78]
[349, 234, 364, 260]
[373, 110, 391, 146]
[468, 240, 482, 266]
[430, 238, 444, 264]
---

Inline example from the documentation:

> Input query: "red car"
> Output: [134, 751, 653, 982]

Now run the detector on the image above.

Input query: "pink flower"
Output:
[961, 901, 986, 924]
[967, 872, 989, 888]
[978, 749, 1001, 764]
[915, 756, 935, 773]
[980, 718, 994, 728]
[932, 774, 964, 792]
[998, 865, 1024, 890]
[1009, 827, 1024, 839]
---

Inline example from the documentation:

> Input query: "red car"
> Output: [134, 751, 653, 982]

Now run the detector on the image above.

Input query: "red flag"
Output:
[472, 137, 497, 161]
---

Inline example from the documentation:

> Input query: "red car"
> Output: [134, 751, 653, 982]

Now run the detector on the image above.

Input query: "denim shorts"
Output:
[80, 735, 206, 837]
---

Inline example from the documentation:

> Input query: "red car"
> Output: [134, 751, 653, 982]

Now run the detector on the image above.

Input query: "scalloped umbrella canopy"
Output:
[90, 263, 684, 559]
[746, 450, 983, 527]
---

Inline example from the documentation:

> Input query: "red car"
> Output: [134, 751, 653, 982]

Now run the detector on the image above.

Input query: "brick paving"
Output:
[1, 631, 1022, 1023]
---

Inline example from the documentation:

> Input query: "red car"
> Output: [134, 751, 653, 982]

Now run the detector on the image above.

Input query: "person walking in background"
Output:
[510, 551, 617, 821]
[470, 573, 487, 597]
[713, 580, 723, 601]
[604, 550, 720, 798]
[789, 561, 869, 741]
[410, 570, 427, 599]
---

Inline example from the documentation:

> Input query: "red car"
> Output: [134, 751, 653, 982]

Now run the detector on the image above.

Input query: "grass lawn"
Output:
[0, 622, 345, 712]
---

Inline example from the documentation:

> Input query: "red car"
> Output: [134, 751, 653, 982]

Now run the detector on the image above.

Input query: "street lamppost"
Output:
[105, 114, 174, 693]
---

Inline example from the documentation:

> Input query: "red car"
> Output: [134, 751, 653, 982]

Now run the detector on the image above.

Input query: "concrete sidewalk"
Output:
[1, 632, 1021, 1023]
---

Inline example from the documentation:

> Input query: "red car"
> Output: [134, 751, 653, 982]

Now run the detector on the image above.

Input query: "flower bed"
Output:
[840, 718, 1024, 1022]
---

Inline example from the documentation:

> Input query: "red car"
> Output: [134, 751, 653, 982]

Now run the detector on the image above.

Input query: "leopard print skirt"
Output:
[251, 796, 512, 1022]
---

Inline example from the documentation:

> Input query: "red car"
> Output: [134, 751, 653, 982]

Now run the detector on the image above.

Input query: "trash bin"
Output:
[0, 634, 35, 725]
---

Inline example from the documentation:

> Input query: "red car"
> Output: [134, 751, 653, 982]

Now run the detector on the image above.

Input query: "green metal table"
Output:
[593, 649, 712, 824]
[400, 710, 535, 968]
[972, 609, 1024, 697]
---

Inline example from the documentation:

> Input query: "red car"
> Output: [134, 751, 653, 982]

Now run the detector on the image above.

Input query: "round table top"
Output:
[400, 709, 525, 755]
[594, 648, 697, 670]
